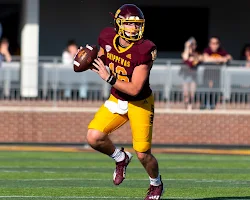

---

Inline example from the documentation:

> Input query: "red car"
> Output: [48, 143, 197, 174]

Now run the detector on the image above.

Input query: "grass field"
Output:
[0, 150, 250, 200]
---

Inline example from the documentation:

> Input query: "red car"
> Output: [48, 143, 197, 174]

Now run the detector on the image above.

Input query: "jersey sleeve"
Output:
[98, 28, 107, 49]
[137, 40, 157, 65]
[98, 27, 115, 50]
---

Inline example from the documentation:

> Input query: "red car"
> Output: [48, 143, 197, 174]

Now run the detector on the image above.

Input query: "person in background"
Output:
[201, 36, 232, 109]
[62, 40, 78, 98]
[244, 47, 250, 68]
[203, 36, 232, 64]
[181, 37, 203, 110]
[62, 40, 78, 64]
[62, 40, 88, 99]
[0, 37, 12, 97]
[0, 37, 12, 64]
[240, 44, 250, 67]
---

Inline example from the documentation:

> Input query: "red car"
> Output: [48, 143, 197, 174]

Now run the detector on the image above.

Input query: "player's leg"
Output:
[87, 129, 116, 155]
[87, 104, 127, 156]
[136, 149, 160, 183]
[87, 95, 132, 185]
[128, 94, 164, 199]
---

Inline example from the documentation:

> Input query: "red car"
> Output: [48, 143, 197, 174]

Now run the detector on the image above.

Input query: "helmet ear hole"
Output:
[116, 19, 121, 24]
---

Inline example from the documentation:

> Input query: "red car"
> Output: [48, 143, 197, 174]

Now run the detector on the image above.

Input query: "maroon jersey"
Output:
[98, 27, 156, 101]
[184, 52, 201, 68]
[203, 47, 228, 57]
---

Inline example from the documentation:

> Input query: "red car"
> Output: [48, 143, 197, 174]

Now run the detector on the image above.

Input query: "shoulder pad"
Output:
[98, 27, 116, 48]
[136, 39, 157, 64]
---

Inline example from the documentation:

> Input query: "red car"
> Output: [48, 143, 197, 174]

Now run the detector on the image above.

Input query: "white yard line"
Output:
[0, 166, 248, 169]
[0, 178, 248, 184]
[0, 197, 142, 199]
[0, 196, 203, 199]
[0, 170, 56, 173]
[1, 157, 250, 162]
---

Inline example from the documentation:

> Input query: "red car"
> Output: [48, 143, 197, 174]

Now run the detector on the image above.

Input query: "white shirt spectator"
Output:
[62, 50, 74, 64]
[62, 40, 78, 65]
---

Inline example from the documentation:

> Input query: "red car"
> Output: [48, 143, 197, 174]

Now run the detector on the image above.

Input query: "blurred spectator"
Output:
[62, 40, 88, 99]
[200, 36, 232, 110]
[62, 40, 78, 64]
[240, 44, 250, 67]
[0, 37, 12, 97]
[181, 37, 203, 110]
[0, 38, 12, 68]
[0, 37, 12, 62]
[244, 47, 250, 68]
[203, 36, 232, 64]
[62, 40, 78, 98]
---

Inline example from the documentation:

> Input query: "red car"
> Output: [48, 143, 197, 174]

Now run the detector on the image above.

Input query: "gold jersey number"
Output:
[109, 63, 129, 82]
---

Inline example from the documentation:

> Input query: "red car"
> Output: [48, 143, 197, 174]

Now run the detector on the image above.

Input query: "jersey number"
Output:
[109, 63, 129, 82]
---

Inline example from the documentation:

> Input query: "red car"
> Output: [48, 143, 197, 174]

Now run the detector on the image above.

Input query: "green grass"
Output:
[0, 151, 249, 199]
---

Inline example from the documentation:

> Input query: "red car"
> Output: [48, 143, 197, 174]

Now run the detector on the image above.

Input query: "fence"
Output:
[0, 57, 249, 146]
[0, 57, 250, 109]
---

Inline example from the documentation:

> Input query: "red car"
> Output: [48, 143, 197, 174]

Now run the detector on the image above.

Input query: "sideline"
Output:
[0, 106, 250, 115]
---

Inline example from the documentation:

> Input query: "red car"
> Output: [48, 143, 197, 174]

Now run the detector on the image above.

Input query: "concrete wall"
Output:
[39, 0, 250, 59]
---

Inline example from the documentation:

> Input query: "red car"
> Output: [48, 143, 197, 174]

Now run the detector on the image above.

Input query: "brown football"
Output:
[73, 44, 98, 72]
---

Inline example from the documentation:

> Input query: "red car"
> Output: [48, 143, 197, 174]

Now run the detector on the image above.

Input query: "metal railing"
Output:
[0, 57, 250, 109]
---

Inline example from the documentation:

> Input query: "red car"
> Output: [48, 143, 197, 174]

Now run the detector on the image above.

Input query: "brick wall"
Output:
[0, 108, 249, 146]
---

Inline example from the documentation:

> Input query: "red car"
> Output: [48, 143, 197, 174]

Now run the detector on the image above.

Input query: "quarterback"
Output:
[87, 4, 164, 200]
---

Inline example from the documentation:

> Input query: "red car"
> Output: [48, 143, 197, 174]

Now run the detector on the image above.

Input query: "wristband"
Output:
[106, 74, 117, 86]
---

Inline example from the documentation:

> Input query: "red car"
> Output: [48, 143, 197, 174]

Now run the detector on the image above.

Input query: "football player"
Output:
[87, 4, 164, 200]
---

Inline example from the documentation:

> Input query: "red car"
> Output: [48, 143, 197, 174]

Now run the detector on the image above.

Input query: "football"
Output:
[73, 44, 98, 72]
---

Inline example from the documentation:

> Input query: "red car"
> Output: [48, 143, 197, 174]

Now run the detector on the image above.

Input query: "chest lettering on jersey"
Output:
[109, 63, 129, 82]
[107, 52, 130, 68]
